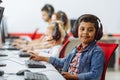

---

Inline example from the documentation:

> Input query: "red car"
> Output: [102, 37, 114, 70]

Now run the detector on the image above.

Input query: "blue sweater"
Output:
[49, 41, 105, 80]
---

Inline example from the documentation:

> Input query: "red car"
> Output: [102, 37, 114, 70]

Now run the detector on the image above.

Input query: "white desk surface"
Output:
[0, 50, 65, 80]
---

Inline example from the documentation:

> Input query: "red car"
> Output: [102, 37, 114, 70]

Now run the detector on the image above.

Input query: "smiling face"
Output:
[78, 21, 96, 46]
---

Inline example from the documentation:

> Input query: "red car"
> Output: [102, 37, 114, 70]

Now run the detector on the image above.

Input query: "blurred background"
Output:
[1, 0, 120, 80]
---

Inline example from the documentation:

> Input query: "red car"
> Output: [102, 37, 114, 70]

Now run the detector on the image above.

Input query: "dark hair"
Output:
[78, 14, 99, 32]
[41, 4, 54, 18]
[55, 11, 69, 32]
[57, 11, 68, 27]
[72, 14, 103, 40]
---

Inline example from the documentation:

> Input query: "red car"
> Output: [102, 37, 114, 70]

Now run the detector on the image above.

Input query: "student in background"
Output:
[13, 4, 55, 44]
[51, 11, 70, 44]
[51, 11, 69, 33]
[29, 10, 70, 45]
[30, 14, 105, 80]
[19, 21, 65, 50]
[13, 10, 70, 50]
[26, 22, 65, 58]
[41, 4, 55, 25]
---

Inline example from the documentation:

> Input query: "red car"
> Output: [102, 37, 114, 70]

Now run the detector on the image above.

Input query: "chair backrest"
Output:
[97, 42, 118, 80]
[62, 34, 69, 44]
[59, 40, 70, 58]
[31, 28, 39, 40]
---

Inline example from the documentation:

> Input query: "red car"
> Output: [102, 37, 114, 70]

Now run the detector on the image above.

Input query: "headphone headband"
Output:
[45, 4, 54, 18]
[72, 14, 103, 40]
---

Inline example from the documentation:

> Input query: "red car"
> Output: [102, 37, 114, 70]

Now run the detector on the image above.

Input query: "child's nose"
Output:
[83, 29, 88, 34]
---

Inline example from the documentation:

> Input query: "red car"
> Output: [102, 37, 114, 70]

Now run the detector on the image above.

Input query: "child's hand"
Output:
[27, 50, 38, 55]
[12, 43, 22, 49]
[21, 48, 29, 52]
[28, 51, 40, 61]
[30, 53, 40, 61]
[62, 72, 78, 80]
[29, 52, 49, 62]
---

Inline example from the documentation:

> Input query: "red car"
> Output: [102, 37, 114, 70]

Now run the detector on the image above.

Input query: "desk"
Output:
[0, 50, 65, 80]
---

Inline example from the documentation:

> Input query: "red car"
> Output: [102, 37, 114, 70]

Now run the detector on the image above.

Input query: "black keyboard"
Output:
[19, 51, 31, 57]
[0, 46, 19, 50]
[0, 63, 6, 67]
[24, 72, 48, 80]
[25, 60, 46, 68]
[0, 54, 8, 57]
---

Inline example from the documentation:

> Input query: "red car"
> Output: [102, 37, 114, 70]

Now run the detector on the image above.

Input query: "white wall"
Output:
[1, 0, 120, 34]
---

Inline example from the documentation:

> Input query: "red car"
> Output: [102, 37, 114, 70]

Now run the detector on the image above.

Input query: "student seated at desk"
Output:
[51, 10, 70, 44]
[52, 11, 69, 33]
[12, 4, 55, 44]
[30, 14, 105, 80]
[25, 10, 70, 46]
[13, 10, 69, 49]
[22, 22, 65, 58]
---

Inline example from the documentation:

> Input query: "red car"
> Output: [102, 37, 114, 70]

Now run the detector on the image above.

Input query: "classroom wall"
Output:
[1, 0, 120, 34]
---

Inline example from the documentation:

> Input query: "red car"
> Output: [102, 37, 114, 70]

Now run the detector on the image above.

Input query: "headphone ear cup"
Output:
[72, 19, 79, 38]
[46, 4, 53, 18]
[48, 12, 51, 18]
[52, 23, 61, 41]
[48, 7, 52, 18]
[95, 24, 103, 40]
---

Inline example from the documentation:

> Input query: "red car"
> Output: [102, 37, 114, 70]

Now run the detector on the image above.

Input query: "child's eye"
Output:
[88, 28, 94, 32]
[80, 27, 84, 31]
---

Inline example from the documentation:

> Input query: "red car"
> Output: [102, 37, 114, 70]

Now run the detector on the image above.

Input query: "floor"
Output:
[106, 68, 120, 80]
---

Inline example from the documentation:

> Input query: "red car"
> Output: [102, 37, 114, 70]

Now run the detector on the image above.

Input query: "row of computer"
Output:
[0, 7, 48, 80]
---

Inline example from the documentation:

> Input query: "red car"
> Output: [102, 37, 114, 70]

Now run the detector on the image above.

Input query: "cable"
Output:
[8, 59, 25, 65]
[8, 56, 26, 65]
[5, 73, 16, 75]
[0, 56, 25, 65]
[36, 69, 59, 73]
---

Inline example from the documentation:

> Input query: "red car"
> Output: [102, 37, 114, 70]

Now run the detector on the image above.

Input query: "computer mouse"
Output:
[0, 63, 6, 67]
[16, 69, 31, 75]
[0, 70, 4, 76]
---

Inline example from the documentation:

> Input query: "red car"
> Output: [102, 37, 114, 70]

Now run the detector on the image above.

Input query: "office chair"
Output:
[62, 34, 69, 44]
[97, 42, 118, 80]
[59, 40, 70, 58]
[31, 28, 39, 40]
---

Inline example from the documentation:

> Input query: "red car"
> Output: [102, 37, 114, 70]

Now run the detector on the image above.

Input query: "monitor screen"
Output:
[0, 7, 4, 24]
[0, 26, 3, 47]
[0, 7, 5, 43]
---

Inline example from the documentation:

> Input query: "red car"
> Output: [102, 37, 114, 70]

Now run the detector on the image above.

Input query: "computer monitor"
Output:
[3, 22, 9, 38]
[0, 7, 4, 24]
[0, 26, 3, 47]
[0, 7, 5, 43]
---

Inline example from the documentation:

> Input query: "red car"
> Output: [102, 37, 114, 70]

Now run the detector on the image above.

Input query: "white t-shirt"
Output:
[35, 45, 61, 58]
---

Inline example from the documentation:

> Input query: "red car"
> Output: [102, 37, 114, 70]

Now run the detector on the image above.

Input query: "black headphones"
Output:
[72, 14, 103, 40]
[52, 22, 61, 41]
[45, 4, 54, 18]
